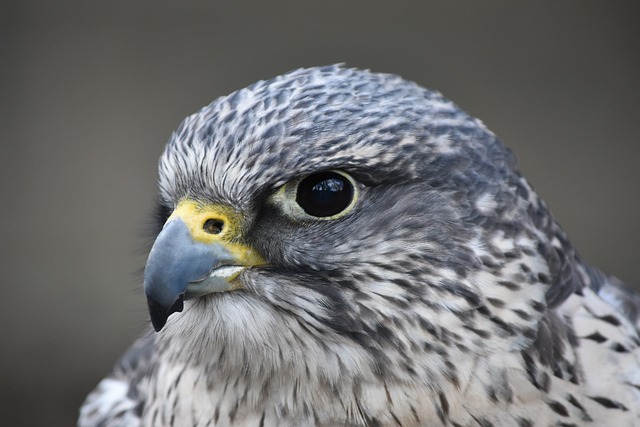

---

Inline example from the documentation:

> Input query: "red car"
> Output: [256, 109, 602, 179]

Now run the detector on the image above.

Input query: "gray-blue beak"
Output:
[143, 201, 265, 331]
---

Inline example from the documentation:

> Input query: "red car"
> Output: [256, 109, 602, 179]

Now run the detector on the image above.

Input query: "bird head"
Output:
[143, 65, 580, 386]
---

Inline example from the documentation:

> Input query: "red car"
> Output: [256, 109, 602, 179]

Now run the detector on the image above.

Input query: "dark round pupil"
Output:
[296, 172, 353, 217]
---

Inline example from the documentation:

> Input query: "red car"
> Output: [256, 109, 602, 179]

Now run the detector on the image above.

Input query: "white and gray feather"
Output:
[80, 65, 640, 427]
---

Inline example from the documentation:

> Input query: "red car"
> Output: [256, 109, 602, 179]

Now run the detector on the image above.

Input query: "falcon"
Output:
[79, 65, 640, 426]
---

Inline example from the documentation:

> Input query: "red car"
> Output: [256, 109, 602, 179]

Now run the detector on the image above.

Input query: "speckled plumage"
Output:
[79, 65, 640, 427]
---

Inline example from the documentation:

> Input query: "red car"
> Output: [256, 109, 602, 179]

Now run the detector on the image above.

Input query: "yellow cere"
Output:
[168, 199, 266, 267]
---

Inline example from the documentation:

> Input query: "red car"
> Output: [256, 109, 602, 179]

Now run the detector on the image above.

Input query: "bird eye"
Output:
[295, 171, 356, 218]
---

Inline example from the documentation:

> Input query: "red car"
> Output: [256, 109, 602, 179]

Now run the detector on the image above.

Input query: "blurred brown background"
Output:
[1, 1, 639, 425]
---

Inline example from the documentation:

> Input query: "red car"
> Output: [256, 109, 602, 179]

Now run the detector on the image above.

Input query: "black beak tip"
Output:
[147, 294, 185, 332]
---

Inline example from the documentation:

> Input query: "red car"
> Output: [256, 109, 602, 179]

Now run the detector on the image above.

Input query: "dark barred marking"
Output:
[213, 403, 220, 423]
[383, 383, 393, 404]
[170, 398, 177, 425]
[409, 404, 419, 423]
[486, 297, 505, 308]
[582, 332, 607, 343]
[519, 263, 531, 273]
[439, 281, 481, 306]
[511, 308, 532, 320]
[587, 396, 629, 411]
[537, 273, 550, 284]
[496, 280, 520, 291]
[626, 382, 640, 391]
[439, 392, 449, 420]
[529, 299, 546, 312]
[390, 410, 403, 426]
[546, 399, 569, 417]
[610, 342, 629, 353]
[480, 256, 500, 268]
[465, 326, 491, 339]
[522, 352, 552, 392]
[488, 315, 517, 336]
[565, 393, 593, 422]
[444, 360, 461, 388]
[597, 314, 621, 326]
[228, 399, 239, 423]
[539, 371, 551, 392]
[469, 414, 494, 427]
[517, 418, 533, 427]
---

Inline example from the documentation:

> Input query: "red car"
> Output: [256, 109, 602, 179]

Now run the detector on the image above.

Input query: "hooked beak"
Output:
[143, 200, 264, 331]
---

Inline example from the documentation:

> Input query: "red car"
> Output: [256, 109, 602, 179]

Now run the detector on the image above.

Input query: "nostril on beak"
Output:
[203, 218, 224, 235]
